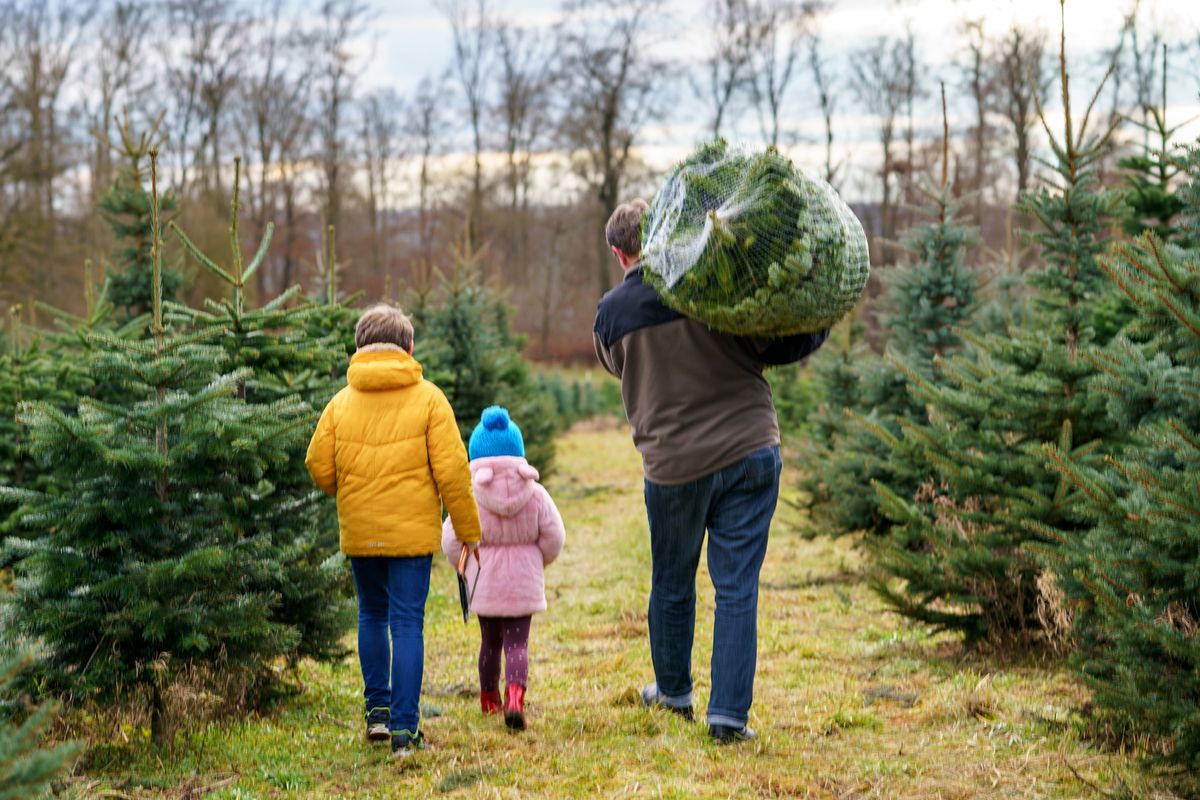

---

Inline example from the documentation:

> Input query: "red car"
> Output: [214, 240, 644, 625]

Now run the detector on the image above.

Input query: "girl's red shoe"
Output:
[480, 689, 502, 715]
[504, 684, 526, 730]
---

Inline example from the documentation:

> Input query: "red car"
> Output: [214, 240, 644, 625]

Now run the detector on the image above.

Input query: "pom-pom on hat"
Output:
[468, 406, 525, 460]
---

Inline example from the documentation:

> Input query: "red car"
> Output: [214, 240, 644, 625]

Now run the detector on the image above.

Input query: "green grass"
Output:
[56, 424, 1194, 798]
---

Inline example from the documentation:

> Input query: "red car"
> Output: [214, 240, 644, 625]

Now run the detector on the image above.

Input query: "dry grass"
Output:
[59, 425, 1195, 799]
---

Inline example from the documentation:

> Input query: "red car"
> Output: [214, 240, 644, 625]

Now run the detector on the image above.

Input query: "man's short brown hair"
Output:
[606, 198, 649, 258]
[355, 303, 414, 351]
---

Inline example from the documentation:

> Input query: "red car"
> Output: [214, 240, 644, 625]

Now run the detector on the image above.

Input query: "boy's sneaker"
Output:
[365, 707, 390, 742]
[390, 729, 426, 758]
[640, 683, 694, 721]
[709, 723, 757, 744]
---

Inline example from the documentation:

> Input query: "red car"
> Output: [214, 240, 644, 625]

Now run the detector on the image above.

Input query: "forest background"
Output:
[4, 0, 1199, 358]
[4, 0, 1200, 796]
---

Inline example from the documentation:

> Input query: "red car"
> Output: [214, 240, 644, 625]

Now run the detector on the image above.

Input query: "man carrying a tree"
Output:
[592, 200, 829, 743]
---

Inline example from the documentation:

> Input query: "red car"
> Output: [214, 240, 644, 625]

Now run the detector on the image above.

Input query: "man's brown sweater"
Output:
[593, 267, 828, 485]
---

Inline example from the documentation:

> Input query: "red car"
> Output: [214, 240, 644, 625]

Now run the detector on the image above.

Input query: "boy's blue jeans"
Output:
[350, 555, 432, 734]
[643, 445, 782, 730]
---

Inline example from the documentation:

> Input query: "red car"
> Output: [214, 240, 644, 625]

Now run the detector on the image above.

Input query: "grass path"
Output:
[83, 424, 1184, 798]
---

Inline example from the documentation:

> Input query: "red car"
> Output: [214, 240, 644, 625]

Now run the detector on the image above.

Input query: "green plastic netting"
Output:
[641, 139, 870, 336]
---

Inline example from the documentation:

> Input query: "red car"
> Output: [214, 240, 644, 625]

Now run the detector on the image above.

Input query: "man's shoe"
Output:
[481, 689, 502, 715]
[365, 707, 390, 742]
[390, 729, 426, 758]
[504, 684, 526, 731]
[640, 683, 694, 721]
[709, 723, 757, 744]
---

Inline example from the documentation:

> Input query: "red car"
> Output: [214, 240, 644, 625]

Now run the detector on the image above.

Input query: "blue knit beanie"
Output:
[468, 406, 525, 460]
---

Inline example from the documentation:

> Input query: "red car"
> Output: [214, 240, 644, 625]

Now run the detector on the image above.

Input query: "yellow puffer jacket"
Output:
[305, 349, 482, 557]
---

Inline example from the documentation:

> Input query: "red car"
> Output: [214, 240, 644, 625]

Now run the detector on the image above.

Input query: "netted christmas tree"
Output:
[1, 153, 342, 744]
[1038, 142, 1200, 767]
[410, 235, 559, 476]
[799, 94, 978, 538]
[0, 652, 79, 799]
[167, 157, 354, 664]
[867, 21, 1125, 644]
[99, 113, 184, 323]
[641, 139, 870, 336]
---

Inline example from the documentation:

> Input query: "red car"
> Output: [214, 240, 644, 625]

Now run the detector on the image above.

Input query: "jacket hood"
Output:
[347, 350, 423, 391]
[470, 456, 538, 518]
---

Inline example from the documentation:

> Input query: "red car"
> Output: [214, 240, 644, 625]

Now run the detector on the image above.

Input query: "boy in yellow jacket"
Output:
[306, 304, 482, 758]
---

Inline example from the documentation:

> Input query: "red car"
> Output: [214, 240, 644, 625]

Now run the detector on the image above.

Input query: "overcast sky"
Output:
[373, 1, 1198, 86]
[358, 0, 1200, 198]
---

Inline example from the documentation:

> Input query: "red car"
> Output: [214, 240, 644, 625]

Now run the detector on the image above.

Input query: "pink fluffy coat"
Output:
[442, 456, 565, 617]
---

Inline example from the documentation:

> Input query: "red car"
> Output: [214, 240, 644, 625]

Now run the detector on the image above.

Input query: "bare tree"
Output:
[1126, 0, 1164, 150]
[895, 23, 923, 208]
[313, 0, 371, 235]
[1, 1, 97, 220]
[0, 0, 97, 297]
[806, 15, 837, 185]
[556, 0, 671, 296]
[438, 0, 492, 251]
[361, 88, 404, 283]
[166, 0, 248, 201]
[407, 73, 448, 272]
[991, 24, 1051, 197]
[850, 35, 907, 257]
[494, 21, 552, 275]
[694, 0, 756, 140]
[238, 0, 315, 296]
[959, 18, 997, 218]
[537, 210, 571, 358]
[746, 0, 818, 147]
[86, 1, 153, 196]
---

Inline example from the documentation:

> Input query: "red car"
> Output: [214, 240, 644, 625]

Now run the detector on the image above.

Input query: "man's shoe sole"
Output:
[366, 724, 390, 742]
[505, 710, 526, 731]
[645, 700, 694, 721]
[709, 724, 757, 744]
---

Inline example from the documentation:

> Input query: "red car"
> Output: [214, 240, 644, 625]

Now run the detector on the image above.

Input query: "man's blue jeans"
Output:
[350, 555, 432, 734]
[643, 445, 782, 729]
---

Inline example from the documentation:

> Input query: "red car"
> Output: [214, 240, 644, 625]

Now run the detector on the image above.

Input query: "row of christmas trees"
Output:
[0, 114, 593, 788]
[799, 34, 1198, 770]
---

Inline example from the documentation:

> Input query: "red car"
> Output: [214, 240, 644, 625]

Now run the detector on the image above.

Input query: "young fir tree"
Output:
[0, 305, 89, 545]
[1039, 144, 1200, 767]
[0, 153, 326, 745]
[306, 224, 362, 377]
[1117, 45, 1188, 244]
[99, 114, 184, 323]
[794, 315, 873, 534]
[799, 89, 978, 538]
[868, 13, 1124, 644]
[410, 235, 559, 476]
[0, 652, 79, 799]
[1092, 43, 1190, 343]
[167, 157, 354, 664]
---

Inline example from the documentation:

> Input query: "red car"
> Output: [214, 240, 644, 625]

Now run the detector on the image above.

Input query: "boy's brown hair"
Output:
[355, 303, 415, 351]
[605, 198, 649, 258]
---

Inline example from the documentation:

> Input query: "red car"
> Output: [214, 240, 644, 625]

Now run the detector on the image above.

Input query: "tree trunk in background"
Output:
[556, 0, 669, 298]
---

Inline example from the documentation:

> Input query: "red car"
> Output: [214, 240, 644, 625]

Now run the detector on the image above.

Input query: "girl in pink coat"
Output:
[442, 406, 565, 730]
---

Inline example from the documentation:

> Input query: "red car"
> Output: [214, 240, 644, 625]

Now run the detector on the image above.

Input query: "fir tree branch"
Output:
[169, 222, 237, 285]
[242, 222, 275, 285]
